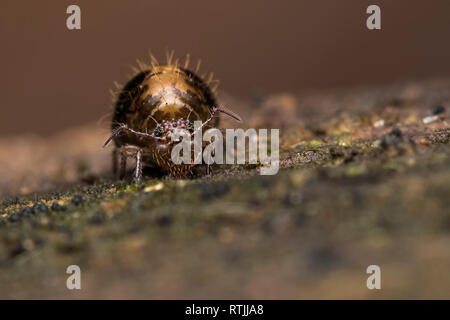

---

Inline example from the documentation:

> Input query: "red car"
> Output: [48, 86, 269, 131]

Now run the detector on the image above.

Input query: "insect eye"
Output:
[154, 124, 162, 137]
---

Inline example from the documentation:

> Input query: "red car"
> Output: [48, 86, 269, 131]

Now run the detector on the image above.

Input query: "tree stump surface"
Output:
[0, 78, 449, 298]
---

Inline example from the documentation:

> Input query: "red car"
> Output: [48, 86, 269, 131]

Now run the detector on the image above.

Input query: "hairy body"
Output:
[104, 64, 224, 179]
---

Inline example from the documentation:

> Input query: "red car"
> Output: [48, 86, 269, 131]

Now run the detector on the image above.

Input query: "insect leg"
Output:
[118, 145, 143, 181]
[205, 146, 216, 176]
[135, 148, 143, 181]
[112, 148, 119, 175]
[191, 143, 203, 166]
[119, 150, 127, 179]
[103, 125, 162, 148]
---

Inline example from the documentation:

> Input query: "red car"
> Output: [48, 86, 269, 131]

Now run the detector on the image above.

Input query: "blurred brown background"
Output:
[0, 0, 449, 136]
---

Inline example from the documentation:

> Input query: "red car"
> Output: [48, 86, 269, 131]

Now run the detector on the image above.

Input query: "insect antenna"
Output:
[215, 106, 242, 123]
[191, 107, 241, 137]
[102, 124, 162, 148]
[186, 108, 194, 122]
[143, 114, 160, 130]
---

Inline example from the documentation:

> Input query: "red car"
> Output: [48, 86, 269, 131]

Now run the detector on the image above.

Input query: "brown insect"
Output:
[102, 53, 240, 180]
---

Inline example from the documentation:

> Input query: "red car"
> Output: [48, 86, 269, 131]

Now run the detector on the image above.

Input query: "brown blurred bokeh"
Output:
[1, 0, 449, 136]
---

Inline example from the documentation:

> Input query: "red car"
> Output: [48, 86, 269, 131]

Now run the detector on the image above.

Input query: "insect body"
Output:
[103, 59, 239, 180]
